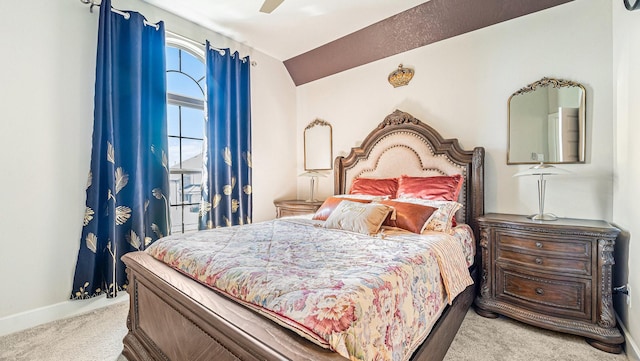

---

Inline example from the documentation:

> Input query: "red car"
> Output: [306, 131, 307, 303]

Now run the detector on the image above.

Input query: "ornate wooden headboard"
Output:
[334, 110, 485, 239]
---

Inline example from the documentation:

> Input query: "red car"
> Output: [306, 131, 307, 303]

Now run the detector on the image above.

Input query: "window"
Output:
[166, 44, 205, 234]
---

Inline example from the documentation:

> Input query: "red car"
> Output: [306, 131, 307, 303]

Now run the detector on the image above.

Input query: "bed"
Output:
[121, 109, 485, 361]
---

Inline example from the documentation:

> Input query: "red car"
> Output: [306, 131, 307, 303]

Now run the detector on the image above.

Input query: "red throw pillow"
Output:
[380, 200, 438, 234]
[312, 197, 371, 221]
[396, 174, 464, 202]
[349, 177, 398, 197]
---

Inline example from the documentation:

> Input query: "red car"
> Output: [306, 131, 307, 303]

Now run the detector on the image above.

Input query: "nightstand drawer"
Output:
[496, 267, 591, 320]
[496, 231, 591, 259]
[497, 249, 591, 276]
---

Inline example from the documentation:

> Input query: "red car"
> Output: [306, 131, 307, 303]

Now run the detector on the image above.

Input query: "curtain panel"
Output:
[71, 0, 169, 299]
[199, 43, 252, 229]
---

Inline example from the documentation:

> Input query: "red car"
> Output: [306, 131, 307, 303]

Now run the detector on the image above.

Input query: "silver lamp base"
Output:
[530, 176, 557, 221]
[528, 213, 558, 221]
[305, 175, 317, 202]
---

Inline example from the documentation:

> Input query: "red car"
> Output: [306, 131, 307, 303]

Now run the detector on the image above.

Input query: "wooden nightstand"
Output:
[273, 199, 323, 218]
[474, 213, 623, 353]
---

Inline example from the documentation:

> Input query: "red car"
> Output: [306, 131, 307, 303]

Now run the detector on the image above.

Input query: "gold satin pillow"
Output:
[323, 200, 392, 235]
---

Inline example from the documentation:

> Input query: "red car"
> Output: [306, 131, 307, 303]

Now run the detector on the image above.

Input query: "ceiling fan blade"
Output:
[259, 0, 284, 13]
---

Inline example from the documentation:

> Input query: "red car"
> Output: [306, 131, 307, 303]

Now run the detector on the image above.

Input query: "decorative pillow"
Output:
[349, 177, 398, 197]
[333, 194, 390, 201]
[312, 197, 371, 221]
[323, 200, 392, 235]
[423, 201, 461, 233]
[396, 174, 464, 202]
[390, 198, 462, 233]
[379, 200, 437, 234]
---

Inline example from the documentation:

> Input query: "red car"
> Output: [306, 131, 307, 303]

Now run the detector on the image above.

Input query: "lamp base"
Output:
[528, 213, 558, 221]
[306, 176, 317, 203]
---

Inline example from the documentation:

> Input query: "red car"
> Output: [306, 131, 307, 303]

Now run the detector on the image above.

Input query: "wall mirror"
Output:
[508, 77, 586, 164]
[304, 119, 333, 170]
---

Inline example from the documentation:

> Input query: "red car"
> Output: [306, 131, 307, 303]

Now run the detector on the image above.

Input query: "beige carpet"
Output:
[0, 301, 129, 361]
[0, 301, 628, 361]
[444, 310, 627, 361]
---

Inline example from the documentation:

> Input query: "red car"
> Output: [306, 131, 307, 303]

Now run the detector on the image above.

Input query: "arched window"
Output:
[165, 39, 205, 234]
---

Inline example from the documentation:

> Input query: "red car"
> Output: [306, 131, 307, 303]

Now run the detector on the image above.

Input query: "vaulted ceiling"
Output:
[141, 0, 426, 60]
[141, 0, 573, 85]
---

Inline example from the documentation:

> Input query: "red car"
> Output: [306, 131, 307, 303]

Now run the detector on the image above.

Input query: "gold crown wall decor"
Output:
[388, 64, 414, 88]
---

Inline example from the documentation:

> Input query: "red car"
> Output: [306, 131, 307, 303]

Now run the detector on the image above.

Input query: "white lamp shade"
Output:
[513, 163, 571, 177]
[512, 163, 571, 221]
[298, 171, 328, 177]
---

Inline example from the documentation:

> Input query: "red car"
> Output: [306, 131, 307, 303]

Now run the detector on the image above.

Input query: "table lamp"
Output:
[513, 163, 570, 221]
[298, 171, 327, 202]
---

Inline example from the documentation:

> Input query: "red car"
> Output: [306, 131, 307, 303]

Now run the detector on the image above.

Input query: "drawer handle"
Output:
[535, 242, 543, 248]
[535, 258, 543, 265]
[535, 288, 545, 295]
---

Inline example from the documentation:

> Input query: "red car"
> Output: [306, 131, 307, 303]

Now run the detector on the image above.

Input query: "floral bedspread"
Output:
[447, 224, 475, 267]
[146, 218, 474, 361]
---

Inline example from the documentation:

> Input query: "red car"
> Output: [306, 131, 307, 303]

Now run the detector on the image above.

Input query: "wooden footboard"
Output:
[122, 251, 475, 361]
[122, 251, 344, 361]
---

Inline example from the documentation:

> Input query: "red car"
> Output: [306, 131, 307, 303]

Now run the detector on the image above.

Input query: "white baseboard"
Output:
[617, 314, 640, 361]
[0, 293, 129, 337]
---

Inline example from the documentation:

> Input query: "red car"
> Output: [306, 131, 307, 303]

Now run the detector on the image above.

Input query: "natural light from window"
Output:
[166, 45, 205, 234]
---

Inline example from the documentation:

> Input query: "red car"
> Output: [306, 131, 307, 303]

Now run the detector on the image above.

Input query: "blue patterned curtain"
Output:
[71, 0, 169, 299]
[199, 43, 252, 228]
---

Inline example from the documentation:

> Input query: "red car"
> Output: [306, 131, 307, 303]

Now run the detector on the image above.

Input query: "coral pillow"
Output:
[349, 177, 398, 197]
[312, 197, 371, 221]
[324, 201, 392, 235]
[379, 200, 437, 234]
[396, 174, 464, 202]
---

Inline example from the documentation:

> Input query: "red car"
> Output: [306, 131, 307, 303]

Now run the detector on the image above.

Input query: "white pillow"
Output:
[323, 200, 392, 235]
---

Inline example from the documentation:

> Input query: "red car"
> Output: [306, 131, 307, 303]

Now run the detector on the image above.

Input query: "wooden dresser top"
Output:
[478, 213, 619, 236]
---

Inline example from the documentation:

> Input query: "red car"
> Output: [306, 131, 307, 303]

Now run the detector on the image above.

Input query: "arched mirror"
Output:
[508, 77, 586, 164]
[304, 119, 333, 170]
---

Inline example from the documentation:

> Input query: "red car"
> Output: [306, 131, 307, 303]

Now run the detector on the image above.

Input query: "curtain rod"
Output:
[166, 31, 226, 56]
[166, 30, 258, 67]
[80, 1, 257, 67]
[79, 0, 160, 30]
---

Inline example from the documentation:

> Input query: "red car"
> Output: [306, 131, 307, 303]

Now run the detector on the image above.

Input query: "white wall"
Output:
[296, 0, 613, 221]
[297, 0, 640, 356]
[613, 1, 640, 359]
[0, 0, 296, 330]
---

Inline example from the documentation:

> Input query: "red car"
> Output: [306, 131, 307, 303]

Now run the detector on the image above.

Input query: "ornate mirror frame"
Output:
[304, 119, 333, 171]
[507, 77, 586, 165]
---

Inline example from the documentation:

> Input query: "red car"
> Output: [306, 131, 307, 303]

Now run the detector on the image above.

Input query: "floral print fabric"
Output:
[451, 224, 475, 266]
[146, 218, 474, 361]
